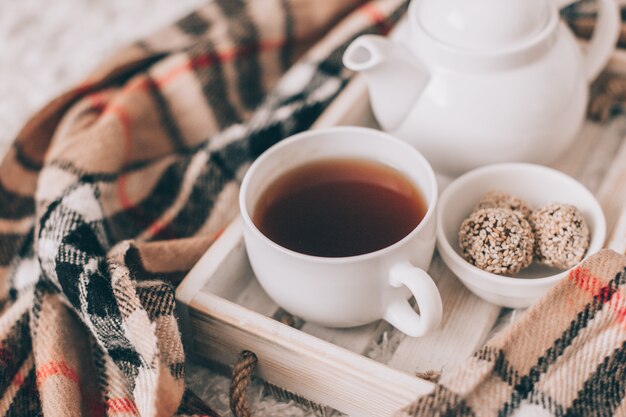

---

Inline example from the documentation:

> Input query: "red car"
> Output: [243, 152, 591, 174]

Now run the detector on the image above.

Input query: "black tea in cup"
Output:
[253, 158, 427, 257]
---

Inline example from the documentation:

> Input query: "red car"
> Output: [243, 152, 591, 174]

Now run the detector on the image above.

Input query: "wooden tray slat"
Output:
[596, 132, 626, 242]
[572, 119, 626, 194]
[609, 208, 626, 253]
[387, 255, 501, 376]
[300, 318, 390, 355]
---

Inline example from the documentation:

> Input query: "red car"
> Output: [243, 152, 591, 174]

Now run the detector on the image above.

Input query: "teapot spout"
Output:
[343, 35, 431, 131]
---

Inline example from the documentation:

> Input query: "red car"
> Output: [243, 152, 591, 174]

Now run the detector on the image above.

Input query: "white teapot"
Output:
[343, 0, 620, 177]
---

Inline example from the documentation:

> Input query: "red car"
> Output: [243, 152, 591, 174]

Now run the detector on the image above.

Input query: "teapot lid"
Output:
[416, 0, 551, 52]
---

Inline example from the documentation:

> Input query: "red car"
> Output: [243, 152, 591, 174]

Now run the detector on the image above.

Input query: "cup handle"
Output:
[384, 261, 443, 337]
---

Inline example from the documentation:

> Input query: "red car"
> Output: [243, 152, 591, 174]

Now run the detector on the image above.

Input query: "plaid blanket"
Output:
[0, 1, 407, 415]
[399, 249, 626, 417]
[0, 1, 624, 417]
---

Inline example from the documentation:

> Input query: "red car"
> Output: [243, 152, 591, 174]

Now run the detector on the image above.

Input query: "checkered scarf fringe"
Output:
[0, 1, 624, 417]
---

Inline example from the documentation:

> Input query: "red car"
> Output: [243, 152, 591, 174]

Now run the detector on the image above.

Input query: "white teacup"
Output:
[239, 127, 442, 337]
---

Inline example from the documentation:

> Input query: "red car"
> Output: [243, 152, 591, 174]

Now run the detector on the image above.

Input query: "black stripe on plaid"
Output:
[179, 12, 241, 129]
[90, 334, 110, 396]
[279, 0, 294, 70]
[241, 63, 347, 159]
[107, 346, 141, 385]
[568, 269, 626, 417]
[104, 159, 190, 241]
[47, 159, 119, 184]
[63, 223, 107, 258]
[524, 390, 566, 417]
[55, 216, 111, 312]
[134, 281, 176, 320]
[497, 268, 626, 417]
[135, 39, 154, 53]
[216, 0, 265, 110]
[474, 346, 521, 387]
[123, 245, 186, 285]
[0, 234, 30, 267]
[8, 227, 35, 287]
[29, 281, 48, 323]
[4, 364, 41, 417]
[0, 182, 34, 220]
[404, 385, 476, 417]
[13, 142, 43, 172]
[178, 11, 210, 37]
[49, 144, 204, 185]
[85, 265, 119, 319]
[144, 74, 188, 152]
[187, 39, 242, 129]
[565, 339, 626, 417]
[207, 151, 238, 182]
[0, 312, 31, 395]
[170, 362, 184, 380]
[152, 157, 235, 240]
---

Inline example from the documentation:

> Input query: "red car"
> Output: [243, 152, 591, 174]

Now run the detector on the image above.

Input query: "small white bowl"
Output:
[437, 163, 606, 309]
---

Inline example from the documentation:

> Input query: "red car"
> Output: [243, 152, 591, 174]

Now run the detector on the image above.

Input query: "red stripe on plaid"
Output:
[12, 369, 25, 386]
[117, 174, 133, 211]
[36, 360, 79, 385]
[609, 291, 626, 327]
[213, 226, 226, 241]
[104, 104, 133, 146]
[151, 61, 192, 88]
[88, 92, 107, 111]
[569, 267, 605, 297]
[86, 93, 137, 212]
[106, 398, 138, 414]
[360, 3, 392, 35]
[114, 38, 287, 96]
[74, 80, 98, 97]
[147, 219, 168, 237]
[101, 103, 135, 210]
[617, 306, 626, 325]
[83, 6, 390, 111]
[156, 39, 286, 88]
[570, 266, 626, 328]
[79, 37, 288, 101]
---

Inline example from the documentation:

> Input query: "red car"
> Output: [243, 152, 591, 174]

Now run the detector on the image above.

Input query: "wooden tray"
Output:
[176, 55, 626, 417]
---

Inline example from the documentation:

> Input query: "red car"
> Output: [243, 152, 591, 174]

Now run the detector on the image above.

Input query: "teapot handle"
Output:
[557, 0, 620, 82]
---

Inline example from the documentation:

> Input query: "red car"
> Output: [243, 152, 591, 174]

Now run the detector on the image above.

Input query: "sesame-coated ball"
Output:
[475, 191, 533, 219]
[459, 208, 535, 275]
[530, 203, 590, 270]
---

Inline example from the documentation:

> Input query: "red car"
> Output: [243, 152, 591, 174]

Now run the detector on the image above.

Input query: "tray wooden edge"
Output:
[188, 292, 434, 416]
[175, 217, 436, 416]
